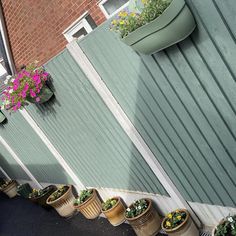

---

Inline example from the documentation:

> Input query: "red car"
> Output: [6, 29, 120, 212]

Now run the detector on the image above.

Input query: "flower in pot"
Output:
[161, 209, 199, 236]
[213, 215, 236, 236]
[29, 185, 57, 208]
[46, 185, 76, 217]
[110, 0, 196, 54]
[17, 183, 33, 198]
[0, 180, 18, 198]
[74, 189, 102, 219]
[102, 197, 126, 226]
[1, 61, 53, 112]
[125, 198, 161, 236]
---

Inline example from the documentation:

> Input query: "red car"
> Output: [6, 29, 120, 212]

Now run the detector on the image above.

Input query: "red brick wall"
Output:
[1, 0, 106, 70]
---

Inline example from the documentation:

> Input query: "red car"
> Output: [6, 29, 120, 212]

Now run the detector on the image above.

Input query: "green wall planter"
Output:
[0, 111, 6, 123]
[27, 85, 54, 104]
[121, 0, 196, 54]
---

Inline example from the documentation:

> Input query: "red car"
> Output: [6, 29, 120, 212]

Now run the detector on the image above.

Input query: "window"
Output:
[63, 12, 97, 42]
[98, 0, 129, 18]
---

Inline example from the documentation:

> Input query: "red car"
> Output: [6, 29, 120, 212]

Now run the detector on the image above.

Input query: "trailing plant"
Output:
[47, 186, 68, 202]
[1, 61, 49, 112]
[125, 199, 149, 218]
[110, 0, 172, 38]
[74, 189, 93, 206]
[215, 215, 236, 236]
[102, 198, 118, 211]
[163, 210, 187, 229]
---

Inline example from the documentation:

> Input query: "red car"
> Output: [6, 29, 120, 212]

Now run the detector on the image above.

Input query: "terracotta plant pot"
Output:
[0, 111, 6, 123]
[121, 0, 196, 54]
[27, 85, 53, 104]
[75, 189, 102, 219]
[102, 197, 126, 226]
[46, 185, 76, 217]
[30, 185, 57, 208]
[17, 183, 33, 198]
[125, 199, 161, 236]
[2, 180, 18, 198]
[161, 209, 199, 236]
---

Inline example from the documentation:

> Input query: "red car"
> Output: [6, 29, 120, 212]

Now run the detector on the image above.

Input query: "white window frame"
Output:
[63, 11, 93, 42]
[98, 0, 129, 19]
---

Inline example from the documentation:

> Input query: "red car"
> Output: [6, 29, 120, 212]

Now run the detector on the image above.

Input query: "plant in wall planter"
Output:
[46, 185, 76, 217]
[0, 110, 6, 123]
[0, 180, 18, 198]
[1, 62, 53, 112]
[29, 185, 57, 208]
[125, 198, 161, 236]
[74, 189, 102, 219]
[212, 215, 236, 236]
[111, 0, 196, 54]
[161, 209, 199, 236]
[17, 183, 33, 198]
[102, 197, 126, 226]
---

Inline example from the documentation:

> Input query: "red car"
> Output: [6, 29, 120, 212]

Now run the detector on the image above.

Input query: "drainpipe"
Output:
[0, 2, 16, 74]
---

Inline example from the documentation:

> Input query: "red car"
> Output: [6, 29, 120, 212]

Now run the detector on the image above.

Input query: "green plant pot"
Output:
[0, 111, 6, 123]
[30, 185, 57, 208]
[121, 0, 196, 54]
[27, 85, 54, 104]
[17, 183, 33, 198]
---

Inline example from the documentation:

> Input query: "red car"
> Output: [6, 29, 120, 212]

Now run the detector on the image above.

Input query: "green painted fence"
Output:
[0, 112, 72, 184]
[24, 49, 167, 195]
[79, 0, 236, 207]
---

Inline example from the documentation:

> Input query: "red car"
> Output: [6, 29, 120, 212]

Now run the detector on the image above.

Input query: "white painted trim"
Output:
[67, 41, 201, 228]
[19, 109, 85, 191]
[0, 166, 11, 180]
[63, 11, 93, 42]
[0, 136, 42, 188]
[98, 0, 129, 19]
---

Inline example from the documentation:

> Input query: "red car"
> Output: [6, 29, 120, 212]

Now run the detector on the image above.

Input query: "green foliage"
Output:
[111, 0, 172, 38]
[102, 198, 118, 211]
[47, 186, 68, 202]
[215, 215, 236, 236]
[163, 210, 187, 229]
[125, 199, 149, 218]
[74, 189, 93, 206]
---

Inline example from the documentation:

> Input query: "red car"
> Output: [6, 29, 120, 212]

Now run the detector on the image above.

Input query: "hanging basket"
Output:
[121, 0, 196, 54]
[27, 85, 53, 104]
[0, 111, 6, 123]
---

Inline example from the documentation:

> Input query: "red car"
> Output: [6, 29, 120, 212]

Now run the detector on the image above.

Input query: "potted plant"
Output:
[161, 209, 199, 236]
[125, 198, 161, 236]
[46, 185, 76, 217]
[111, 0, 196, 54]
[0, 110, 6, 123]
[17, 183, 33, 198]
[212, 215, 236, 236]
[0, 180, 18, 198]
[74, 189, 102, 219]
[102, 197, 126, 226]
[29, 185, 57, 208]
[1, 61, 53, 112]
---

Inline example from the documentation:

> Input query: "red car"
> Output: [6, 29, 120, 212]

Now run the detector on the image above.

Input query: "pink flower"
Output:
[30, 89, 36, 98]
[21, 91, 26, 98]
[36, 97, 40, 102]
[13, 83, 19, 91]
[23, 83, 29, 92]
[16, 101, 21, 109]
